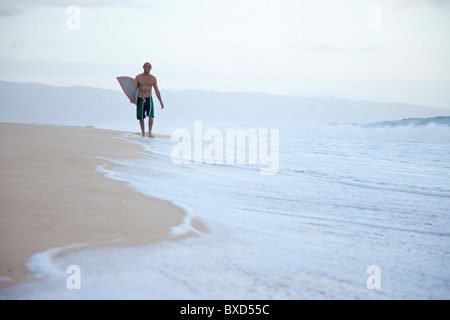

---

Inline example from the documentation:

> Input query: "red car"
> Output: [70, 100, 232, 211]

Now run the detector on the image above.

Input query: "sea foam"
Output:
[1, 117, 449, 300]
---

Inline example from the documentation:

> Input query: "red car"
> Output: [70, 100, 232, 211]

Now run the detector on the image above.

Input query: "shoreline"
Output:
[0, 122, 205, 290]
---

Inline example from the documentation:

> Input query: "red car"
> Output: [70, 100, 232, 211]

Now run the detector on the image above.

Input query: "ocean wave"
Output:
[287, 117, 450, 143]
[363, 116, 450, 128]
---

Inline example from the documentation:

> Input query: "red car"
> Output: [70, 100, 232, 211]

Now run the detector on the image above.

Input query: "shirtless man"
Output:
[135, 62, 164, 137]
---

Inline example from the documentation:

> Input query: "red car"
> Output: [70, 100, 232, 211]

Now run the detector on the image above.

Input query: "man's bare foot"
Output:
[148, 133, 155, 138]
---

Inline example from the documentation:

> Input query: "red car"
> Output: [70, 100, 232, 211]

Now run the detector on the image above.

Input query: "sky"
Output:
[0, 0, 449, 108]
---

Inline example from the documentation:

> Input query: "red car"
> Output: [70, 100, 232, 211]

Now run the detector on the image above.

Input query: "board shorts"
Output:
[136, 97, 154, 120]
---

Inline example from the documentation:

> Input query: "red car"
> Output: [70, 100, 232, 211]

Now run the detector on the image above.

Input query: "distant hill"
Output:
[0, 81, 135, 130]
[1, 81, 449, 132]
[161, 90, 450, 127]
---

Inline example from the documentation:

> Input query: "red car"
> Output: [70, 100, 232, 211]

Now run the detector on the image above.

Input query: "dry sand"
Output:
[0, 123, 203, 289]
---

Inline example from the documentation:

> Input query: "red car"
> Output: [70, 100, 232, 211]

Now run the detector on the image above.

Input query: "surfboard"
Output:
[116, 76, 139, 104]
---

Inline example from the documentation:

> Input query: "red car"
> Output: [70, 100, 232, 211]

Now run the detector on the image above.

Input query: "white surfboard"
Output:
[116, 76, 139, 104]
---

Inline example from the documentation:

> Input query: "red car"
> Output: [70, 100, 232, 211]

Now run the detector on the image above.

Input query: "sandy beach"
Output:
[0, 123, 202, 289]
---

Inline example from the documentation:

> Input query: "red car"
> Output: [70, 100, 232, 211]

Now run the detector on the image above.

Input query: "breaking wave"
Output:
[292, 117, 450, 143]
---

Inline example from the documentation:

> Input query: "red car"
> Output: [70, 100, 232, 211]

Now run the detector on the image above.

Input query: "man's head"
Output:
[143, 62, 152, 73]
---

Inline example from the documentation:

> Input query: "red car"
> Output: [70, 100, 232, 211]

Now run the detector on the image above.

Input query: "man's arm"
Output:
[153, 78, 164, 109]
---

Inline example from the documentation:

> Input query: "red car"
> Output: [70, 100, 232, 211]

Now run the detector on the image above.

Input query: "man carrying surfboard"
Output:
[135, 62, 164, 138]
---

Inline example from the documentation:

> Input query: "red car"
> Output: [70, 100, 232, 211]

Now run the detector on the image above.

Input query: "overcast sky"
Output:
[0, 0, 449, 108]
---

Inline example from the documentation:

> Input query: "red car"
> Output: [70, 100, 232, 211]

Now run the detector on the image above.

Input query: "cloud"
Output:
[349, 44, 384, 52]
[9, 39, 26, 48]
[289, 40, 341, 52]
[379, 0, 450, 11]
[0, 0, 22, 16]
[2, 0, 145, 6]
[288, 41, 384, 54]
[0, 0, 151, 16]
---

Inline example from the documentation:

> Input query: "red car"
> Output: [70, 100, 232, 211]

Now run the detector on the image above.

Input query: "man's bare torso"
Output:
[136, 73, 156, 98]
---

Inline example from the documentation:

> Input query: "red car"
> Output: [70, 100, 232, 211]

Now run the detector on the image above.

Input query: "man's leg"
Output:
[148, 117, 154, 138]
[148, 97, 155, 138]
[139, 119, 145, 137]
[137, 98, 145, 136]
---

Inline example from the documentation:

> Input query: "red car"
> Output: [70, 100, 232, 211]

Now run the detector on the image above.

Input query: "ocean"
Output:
[1, 116, 449, 299]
